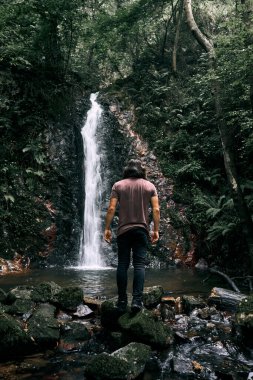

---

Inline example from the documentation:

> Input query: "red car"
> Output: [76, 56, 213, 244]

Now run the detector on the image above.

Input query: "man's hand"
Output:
[151, 231, 159, 244]
[104, 229, 112, 244]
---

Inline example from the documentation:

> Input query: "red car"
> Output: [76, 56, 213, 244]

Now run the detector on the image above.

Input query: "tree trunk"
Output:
[172, 0, 184, 73]
[184, 0, 253, 272]
[241, 0, 253, 112]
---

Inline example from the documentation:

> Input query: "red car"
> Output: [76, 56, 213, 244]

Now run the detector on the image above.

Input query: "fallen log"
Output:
[208, 287, 247, 312]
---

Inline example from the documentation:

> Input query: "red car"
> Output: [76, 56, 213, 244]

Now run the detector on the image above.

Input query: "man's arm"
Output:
[104, 197, 118, 243]
[151, 196, 160, 244]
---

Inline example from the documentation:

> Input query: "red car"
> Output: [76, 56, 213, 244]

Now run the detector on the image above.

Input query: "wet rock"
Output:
[0, 313, 34, 356]
[27, 303, 60, 348]
[56, 286, 84, 311]
[192, 306, 217, 320]
[83, 296, 102, 313]
[73, 304, 93, 318]
[182, 295, 206, 314]
[143, 285, 164, 308]
[172, 355, 195, 378]
[31, 281, 62, 303]
[58, 321, 90, 352]
[118, 309, 174, 348]
[208, 287, 247, 312]
[235, 294, 253, 347]
[85, 342, 151, 380]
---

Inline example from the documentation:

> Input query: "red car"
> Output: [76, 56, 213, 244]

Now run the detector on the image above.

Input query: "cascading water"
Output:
[79, 93, 104, 268]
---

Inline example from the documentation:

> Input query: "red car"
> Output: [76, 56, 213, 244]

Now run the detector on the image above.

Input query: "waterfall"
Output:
[79, 93, 104, 268]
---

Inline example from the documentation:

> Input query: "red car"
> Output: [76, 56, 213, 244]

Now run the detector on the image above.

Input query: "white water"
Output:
[78, 93, 104, 269]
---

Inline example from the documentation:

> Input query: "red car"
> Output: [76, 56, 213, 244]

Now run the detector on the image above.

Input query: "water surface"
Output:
[0, 266, 227, 298]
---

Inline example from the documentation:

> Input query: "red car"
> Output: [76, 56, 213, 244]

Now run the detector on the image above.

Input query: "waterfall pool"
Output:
[0, 266, 227, 297]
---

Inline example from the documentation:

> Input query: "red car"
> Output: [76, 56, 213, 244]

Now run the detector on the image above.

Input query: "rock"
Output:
[195, 258, 208, 270]
[108, 331, 126, 350]
[56, 286, 84, 311]
[85, 342, 151, 380]
[235, 294, 253, 347]
[73, 304, 94, 318]
[6, 285, 33, 304]
[0, 288, 7, 303]
[83, 296, 102, 312]
[0, 313, 34, 356]
[101, 298, 128, 330]
[173, 355, 195, 378]
[182, 295, 206, 314]
[27, 303, 60, 348]
[118, 309, 174, 348]
[6, 298, 35, 316]
[208, 287, 247, 312]
[143, 285, 163, 308]
[58, 321, 90, 352]
[31, 281, 62, 303]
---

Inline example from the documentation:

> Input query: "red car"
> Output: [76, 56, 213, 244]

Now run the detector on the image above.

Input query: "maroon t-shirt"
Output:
[110, 178, 158, 236]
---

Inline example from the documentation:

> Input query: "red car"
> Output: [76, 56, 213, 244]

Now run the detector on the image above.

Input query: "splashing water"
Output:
[79, 93, 104, 268]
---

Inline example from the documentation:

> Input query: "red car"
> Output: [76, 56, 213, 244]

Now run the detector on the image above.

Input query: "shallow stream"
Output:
[1, 267, 250, 380]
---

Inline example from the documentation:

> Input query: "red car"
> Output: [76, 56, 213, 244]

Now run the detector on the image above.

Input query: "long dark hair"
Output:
[123, 159, 147, 179]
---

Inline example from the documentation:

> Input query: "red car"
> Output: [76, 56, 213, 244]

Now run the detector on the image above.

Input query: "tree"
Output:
[184, 0, 253, 271]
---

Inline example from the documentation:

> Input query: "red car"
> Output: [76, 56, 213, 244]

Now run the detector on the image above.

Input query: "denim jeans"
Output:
[116, 227, 148, 301]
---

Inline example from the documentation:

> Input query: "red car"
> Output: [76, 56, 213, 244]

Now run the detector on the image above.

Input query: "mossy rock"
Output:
[0, 313, 35, 356]
[27, 303, 60, 348]
[60, 322, 90, 342]
[143, 285, 164, 308]
[6, 285, 33, 304]
[31, 282, 62, 303]
[85, 342, 151, 379]
[235, 294, 253, 347]
[5, 298, 35, 315]
[118, 309, 174, 348]
[237, 294, 253, 314]
[56, 286, 84, 311]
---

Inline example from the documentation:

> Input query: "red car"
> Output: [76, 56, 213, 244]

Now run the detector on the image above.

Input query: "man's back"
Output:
[111, 178, 157, 236]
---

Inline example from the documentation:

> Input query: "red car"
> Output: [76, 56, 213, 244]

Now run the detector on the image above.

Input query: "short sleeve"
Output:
[110, 183, 119, 199]
[151, 185, 158, 197]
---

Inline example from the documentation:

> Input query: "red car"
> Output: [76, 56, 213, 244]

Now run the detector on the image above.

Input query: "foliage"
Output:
[0, 0, 252, 271]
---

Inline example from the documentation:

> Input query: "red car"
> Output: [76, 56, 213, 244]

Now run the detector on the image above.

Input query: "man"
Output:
[103, 159, 160, 312]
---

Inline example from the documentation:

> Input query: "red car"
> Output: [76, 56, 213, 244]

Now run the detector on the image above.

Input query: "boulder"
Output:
[143, 285, 163, 308]
[31, 281, 62, 303]
[56, 286, 84, 311]
[0, 313, 34, 356]
[58, 321, 90, 352]
[118, 309, 174, 348]
[27, 303, 60, 348]
[85, 342, 151, 380]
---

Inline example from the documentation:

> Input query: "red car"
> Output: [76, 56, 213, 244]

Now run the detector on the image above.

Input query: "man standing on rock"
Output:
[103, 159, 160, 312]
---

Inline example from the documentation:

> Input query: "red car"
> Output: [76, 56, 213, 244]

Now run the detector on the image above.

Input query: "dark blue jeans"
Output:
[117, 227, 148, 301]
